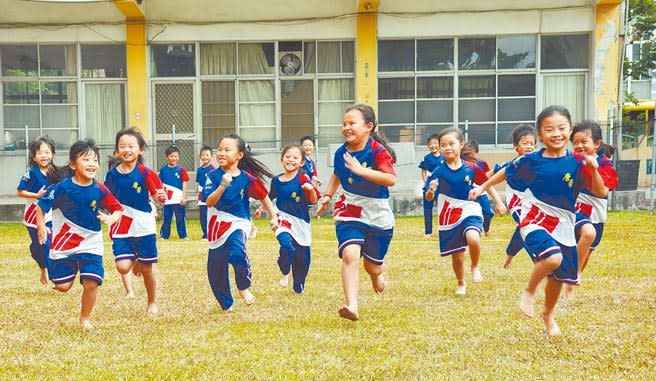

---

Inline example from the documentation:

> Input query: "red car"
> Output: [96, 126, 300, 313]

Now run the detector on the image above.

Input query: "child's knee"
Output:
[138, 263, 153, 275]
[115, 260, 133, 274]
[543, 253, 563, 268]
[53, 282, 73, 292]
[81, 279, 99, 290]
[580, 225, 596, 242]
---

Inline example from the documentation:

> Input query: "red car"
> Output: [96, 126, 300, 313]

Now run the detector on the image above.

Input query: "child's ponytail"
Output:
[222, 133, 273, 180]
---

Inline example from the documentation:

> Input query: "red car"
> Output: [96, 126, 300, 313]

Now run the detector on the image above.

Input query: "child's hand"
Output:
[495, 202, 507, 216]
[221, 173, 233, 187]
[313, 176, 322, 186]
[343, 153, 364, 176]
[36, 185, 48, 198]
[583, 155, 599, 170]
[253, 205, 264, 218]
[180, 197, 186, 205]
[469, 187, 483, 201]
[301, 182, 314, 191]
[503, 255, 513, 270]
[98, 211, 121, 226]
[315, 195, 331, 216]
[428, 179, 438, 192]
[155, 189, 167, 205]
[37, 225, 48, 245]
[269, 217, 278, 231]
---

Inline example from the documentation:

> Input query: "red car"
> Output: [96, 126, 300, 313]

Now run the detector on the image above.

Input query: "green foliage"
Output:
[625, 0, 656, 79]
[0, 214, 654, 379]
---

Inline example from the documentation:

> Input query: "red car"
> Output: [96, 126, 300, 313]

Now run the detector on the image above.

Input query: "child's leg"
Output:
[542, 277, 563, 336]
[576, 224, 596, 275]
[80, 278, 99, 329]
[505, 227, 525, 257]
[451, 251, 465, 286]
[174, 205, 188, 239]
[139, 263, 158, 313]
[482, 214, 492, 235]
[27, 226, 49, 284]
[465, 229, 483, 282]
[160, 205, 173, 239]
[120, 273, 134, 298]
[291, 245, 311, 294]
[276, 232, 293, 287]
[423, 194, 434, 236]
[226, 230, 255, 305]
[519, 254, 562, 318]
[207, 246, 233, 310]
[363, 260, 385, 294]
[340, 244, 361, 321]
[199, 205, 208, 239]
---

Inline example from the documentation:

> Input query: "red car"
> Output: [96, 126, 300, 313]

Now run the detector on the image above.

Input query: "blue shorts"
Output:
[523, 229, 578, 284]
[112, 235, 158, 263]
[336, 221, 393, 265]
[438, 216, 483, 256]
[574, 212, 592, 229]
[48, 253, 104, 285]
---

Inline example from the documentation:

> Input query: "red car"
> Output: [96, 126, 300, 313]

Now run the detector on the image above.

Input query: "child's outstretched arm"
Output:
[302, 182, 319, 205]
[98, 210, 122, 226]
[584, 156, 608, 197]
[35, 205, 48, 245]
[16, 186, 48, 200]
[343, 152, 396, 187]
[205, 173, 231, 208]
[316, 173, 340, 216]
[469, 167, 507, 201]
[486, 186, 507, 215]
[260, 196, 278, 231]
[425, 179, 438, 201]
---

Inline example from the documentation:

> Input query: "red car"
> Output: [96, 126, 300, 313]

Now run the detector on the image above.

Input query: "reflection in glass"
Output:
[417, 39, 454, 71]
[378, 101, 414, 124]
[417, 77, 453, 99]
[82, 45, 126, 78]
[497, 36, 536, 69]
[40, 45, 76, 76]
[459, 38, 495, 70]
[458, 76, 495, 98]
[151, 44, 196, 77]
[379, 78, 414, 100]
[541, 35, 589, 69]
[1, 45, 38, 77]
[378, 40, 414, 71]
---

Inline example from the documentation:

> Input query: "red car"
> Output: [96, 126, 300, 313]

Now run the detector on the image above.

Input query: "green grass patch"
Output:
[0, 212, 654, 379]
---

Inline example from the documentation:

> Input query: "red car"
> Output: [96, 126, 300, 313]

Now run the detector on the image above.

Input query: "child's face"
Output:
[514, 135, 536, 156]
[166, 152, 179, 166]
[301, 140, 315, 156]
[200, 149, 212, 165]
[70, 150, 99, 182]
[342, 109, 373, 147]
[539, 113, 571, 153]
[281, 147, 304, 173]
[117, 134, 143, 164]
[34, 142, 53, 169]
[571, 130, 600, 156]
[439, 133, 464, 161]
[216, 138, 243, 168]
[427, 138, 439, 154]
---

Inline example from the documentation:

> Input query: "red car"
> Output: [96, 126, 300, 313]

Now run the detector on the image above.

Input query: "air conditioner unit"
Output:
[279, 51, 302, 76]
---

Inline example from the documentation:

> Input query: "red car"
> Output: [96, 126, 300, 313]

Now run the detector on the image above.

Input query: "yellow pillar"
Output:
[593, 1, 622, 122]
[113, 1, 148, 137]
[356, 1, 379, 112]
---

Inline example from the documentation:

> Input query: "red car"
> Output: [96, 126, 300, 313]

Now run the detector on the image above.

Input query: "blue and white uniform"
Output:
[475, 159, 495, 233]
[418, 152, 443, 235]
[302, 156, 317, 179]
[270, 172, 319, 294]
[159, 164, 190, 239]
[105, 164, 163, 264]
[37, 177, 123, 285]
[505, 149, 592, 284]
[17, 166, 53, 269]
[196, 164, 215, 240]
[425, 160, 487, 256]
[201, 168, 268, 310]
[493, 160, 533, 259]
[332, 138, 395, 265]
[574, 155, 618, 251]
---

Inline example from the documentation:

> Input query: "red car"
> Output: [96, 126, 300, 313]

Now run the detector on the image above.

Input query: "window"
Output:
[459, 38, 495, 70]
[318, 78, 354, 145]
[498, 36, 536, 69]
[238, 43, 274, 75]
[238, 80, 275, 149]
[378, 40, 414, 72]
[202, 81, 235, 145]
[541, 35, 589, 69]
[417, 39, 454, 71]
[81, 45, 126, 78]
[151, 44, 196, 77]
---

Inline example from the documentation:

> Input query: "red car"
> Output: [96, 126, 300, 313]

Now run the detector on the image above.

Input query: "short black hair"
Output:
[512, 124, 537, 145]
[165, 145, 179, 156]
[427, 133, 439, 144]
[300, 136, 314, 145]
[200, 145, 213, 154]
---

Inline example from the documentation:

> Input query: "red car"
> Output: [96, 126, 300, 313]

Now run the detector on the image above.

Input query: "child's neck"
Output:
[71, 175, 93, 187]
[118, 160, 137, 173]
[280, 169, 299, 181]
[221, 163, 240, 176]
[445, 157, 462, 169]
[347, 137, 368, 152]
[431, 151, 440, 156]
[38, 164, 49, 174]
[543, 147, 566, 158]
[167, 163, 177, 167]
[201, 161, 211, 167]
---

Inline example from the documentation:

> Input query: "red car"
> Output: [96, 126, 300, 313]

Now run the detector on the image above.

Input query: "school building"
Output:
[0, 0, 635, 215]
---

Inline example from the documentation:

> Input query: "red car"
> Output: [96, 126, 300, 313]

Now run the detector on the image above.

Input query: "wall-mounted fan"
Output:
[279, 52, 302, 76]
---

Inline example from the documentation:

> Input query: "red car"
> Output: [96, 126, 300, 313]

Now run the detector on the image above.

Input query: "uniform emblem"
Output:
[90, 200, 97, 210]
[132, 181, 142, 194]
[348, 177, 353, 184]
[175, 172, 180, 179]
[362, 162, 368, 168]
[291, 191, 301, 203]
[563, 173, 573, 188]
[464, 175, 472, 185]
[240, 189, 244, 197]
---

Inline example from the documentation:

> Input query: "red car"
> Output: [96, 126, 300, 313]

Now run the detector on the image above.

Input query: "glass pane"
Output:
[202, 81, 235, 145]
[281, 80, 314, 146]
[1, 45, 38, 77]
[632, 80, 651, 99]
[318, 125, 344, 146]
[3, 105, 40, 129]
[239, 80, 274, 102]
[458, 99, 494, 122]
[543, 74, 585, 123]
[379, 78, 414, 100]
[497, 36, 536, 69]
[43, 105, 78, 129]
[379, 125, 415, 143]
[40, 45, 76, 76]
[81, 45, 126, 78]
[379, 101, 414, 124]
[417, 77, 453, 98]
[417, 39, 454, 71]
[239, 104, 275, 126]
[85, 83, 125, 150]
[155, 140, 195, 175]
[498, 98, 535, 121]
[460, 123, 495, 144]
[154, 83, 194, 134]
[238, 43, 274, 75]
[459, 76, 495, 98]
[498, 75, 535, 96]
[42, 129, 78, 149]
[319, 79, 353, 101]
[459, 38, 495, 70]
[200, 43, 236, 75]
[239, 127, 275, 149]
[4, 129, 41, 150]
[541, 35, 589, 69]
[378, 40, 414, 72]
[319, 102, 349, 125]
[304, 41, 316, 74]
[41, 82, 77, 104]
[417, 100, 453, 123]
[341, 41, 354, 73]
[317, 41, 340, 73]
[416, 125, 451, 146]
[497, 123, 524, 144]
[3, 81, 39, 104]
[151, 44, 196, 77]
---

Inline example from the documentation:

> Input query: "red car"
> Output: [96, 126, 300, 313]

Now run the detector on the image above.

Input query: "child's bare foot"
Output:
[519, 290, 535, 318]
[423, 234, 432, 239]
[338, 305, 359, 321]
[541, 311, 562, 337]
[455, 284, 467, 296]
[563, 285, 575, 301]
[239, 289, 256, 306]
[471, 267, 483, 283]
[147, 303, 158, 314]
[279, 274, 289, 288]
[503, 256, 513, 270]
[370, 273, 386, 294]
[125, 290, 135, 299]
[39, 269, 48, 285]
[79, 318, 94, 330]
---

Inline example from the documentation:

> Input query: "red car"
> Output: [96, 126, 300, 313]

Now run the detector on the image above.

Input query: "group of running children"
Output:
[16, 103, 617, 336]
